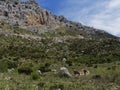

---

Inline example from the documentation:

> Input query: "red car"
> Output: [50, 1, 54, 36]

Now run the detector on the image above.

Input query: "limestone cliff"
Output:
[0, 0, 61, 33]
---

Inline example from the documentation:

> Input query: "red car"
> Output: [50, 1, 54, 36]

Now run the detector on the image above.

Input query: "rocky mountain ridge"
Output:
[0, 0, 61, 32]
[0, 0, 118, 40]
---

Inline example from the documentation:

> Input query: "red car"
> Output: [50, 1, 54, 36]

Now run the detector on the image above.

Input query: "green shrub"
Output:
[93, 65, 98, 68]
[45, 63, 51, 68]
[18, 65, 33, 75]
[49, 84, 64, 90]
[38, 82, 45, 89]
[0, 59, 18, 72]
[7, 61, 18, 69]
[0, 61, 8, 72]
[66, 60, 73, 66]
[31, 73, 39, 80]
[92, 75, 102, 80]
[39, 66, 51, 73]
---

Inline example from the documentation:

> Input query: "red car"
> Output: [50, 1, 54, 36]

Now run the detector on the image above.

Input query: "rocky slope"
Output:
[0, 0, 76, 32]
[0, 0, 120, 62]
[0, 0, 118, 40]
[0, 0, 61, 33]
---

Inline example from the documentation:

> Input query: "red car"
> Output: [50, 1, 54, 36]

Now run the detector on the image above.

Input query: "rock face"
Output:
[0, 0, 61, 33]
[0, 0, 85, 34]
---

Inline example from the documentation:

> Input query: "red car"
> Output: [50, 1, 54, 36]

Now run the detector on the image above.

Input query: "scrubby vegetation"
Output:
[0, 22, 120, 90]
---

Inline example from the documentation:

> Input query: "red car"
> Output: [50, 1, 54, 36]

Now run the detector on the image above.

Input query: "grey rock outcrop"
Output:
[0, 0, 85, 33]
[0, 0, 61, 33]
[60, 67, 72, 78]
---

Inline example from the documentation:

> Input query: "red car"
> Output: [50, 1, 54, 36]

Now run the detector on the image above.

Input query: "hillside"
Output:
[0, 0, 120, 90]
[0, 18, 120, 90]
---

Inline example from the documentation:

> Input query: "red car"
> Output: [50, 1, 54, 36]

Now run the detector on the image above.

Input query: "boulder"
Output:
[80, 69, 90, 76]
[36, 70, 42, 75]
[60, 67, 72, 78]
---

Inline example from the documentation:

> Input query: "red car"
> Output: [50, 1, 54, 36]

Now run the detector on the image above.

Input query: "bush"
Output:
[0, 59, 18, 72]
[39, 66, 51, 73]
[0, 61, 8, 72]
[92, 75, 102, 80]
[93, 65, 98, 68]
[18, 65, 33, 75]
[45, 63, 51, 68]
[38, 82, 45, 89]
[49, 84, 64, 90]
[66, 61, 73, 66]
[7, 61, 18, 69]
[31, 73, 39, 80]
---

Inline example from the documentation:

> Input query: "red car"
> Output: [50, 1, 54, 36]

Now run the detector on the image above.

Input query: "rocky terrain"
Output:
[0, 0, 81, 31]
[0, 0, 118, 40]
[0, 0, 61, 32]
